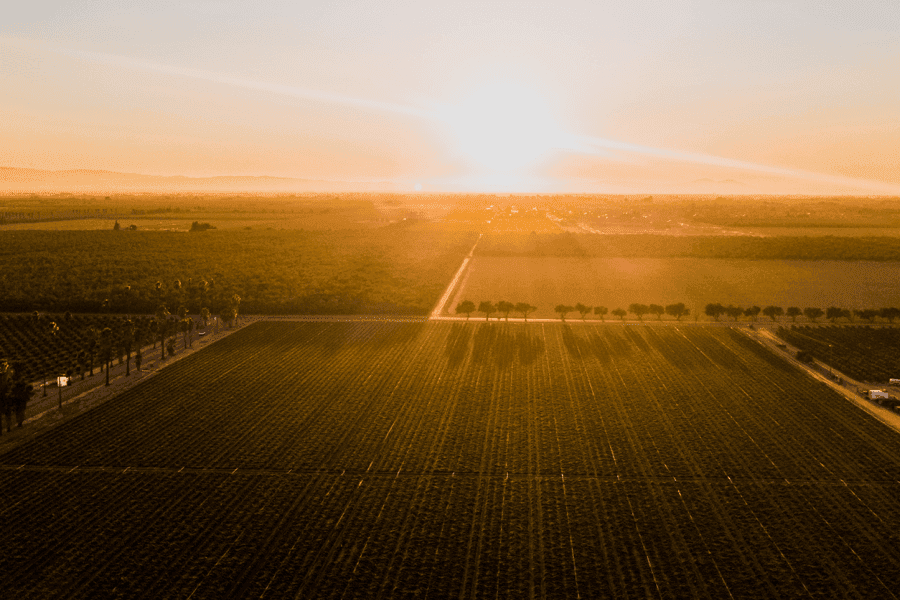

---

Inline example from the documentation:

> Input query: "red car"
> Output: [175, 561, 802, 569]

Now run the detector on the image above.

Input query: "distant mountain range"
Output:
[0, 167, 400, 193]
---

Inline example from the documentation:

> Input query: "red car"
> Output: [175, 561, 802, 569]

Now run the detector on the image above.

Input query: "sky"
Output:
[2, 0, 899, 193]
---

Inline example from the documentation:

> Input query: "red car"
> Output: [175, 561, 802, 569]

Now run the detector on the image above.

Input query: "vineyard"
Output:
[3, 321, 900, 598]
[777, 325, 900, 383]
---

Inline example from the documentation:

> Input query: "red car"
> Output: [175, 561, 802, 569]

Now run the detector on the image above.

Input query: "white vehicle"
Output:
[889, 379, 900, 385]
[868, 390, 889, 400]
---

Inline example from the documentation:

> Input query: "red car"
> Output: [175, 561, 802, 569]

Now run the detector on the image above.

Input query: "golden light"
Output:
[437, 81, 567, 174]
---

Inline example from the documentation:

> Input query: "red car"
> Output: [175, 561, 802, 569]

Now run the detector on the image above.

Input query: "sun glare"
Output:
[438, 82, 566, 174]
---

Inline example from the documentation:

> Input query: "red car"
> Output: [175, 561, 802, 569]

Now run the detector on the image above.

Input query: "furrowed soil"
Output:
[3, 321, 900, 598]
[447, 256, 900, 320]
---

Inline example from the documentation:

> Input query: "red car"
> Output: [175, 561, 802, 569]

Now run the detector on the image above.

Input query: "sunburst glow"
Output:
[437, 82, 566, 174]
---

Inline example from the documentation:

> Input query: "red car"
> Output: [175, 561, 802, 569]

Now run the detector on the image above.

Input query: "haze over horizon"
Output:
[2, 1, 899, 194]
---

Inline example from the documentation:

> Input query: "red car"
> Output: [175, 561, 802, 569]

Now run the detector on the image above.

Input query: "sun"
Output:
[437, 82, 566, 174]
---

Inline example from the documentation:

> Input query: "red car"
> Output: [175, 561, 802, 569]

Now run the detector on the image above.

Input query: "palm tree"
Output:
[122, 319, 135, 376]
[100, 327, 113, 386]
[155, 305, 171, 361]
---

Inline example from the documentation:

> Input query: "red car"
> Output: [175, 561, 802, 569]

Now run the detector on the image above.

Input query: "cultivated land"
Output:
[446, 256, 900, 320]
[3, 321, 900, 598]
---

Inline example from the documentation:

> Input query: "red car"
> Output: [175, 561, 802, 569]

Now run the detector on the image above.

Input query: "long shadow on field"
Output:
[469, 324, 544, 369]
[445, 323, 471, 367]
[516, 327, 544, 366]
[622, 326, 652, 353]
[561, 325, 590, 359]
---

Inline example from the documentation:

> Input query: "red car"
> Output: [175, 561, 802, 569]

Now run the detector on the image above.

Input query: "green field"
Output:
[446, 256, 900, 320]
[2, 321, 900, 598]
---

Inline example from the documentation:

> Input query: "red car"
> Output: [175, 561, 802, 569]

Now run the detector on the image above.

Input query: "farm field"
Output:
[446, 256, 900, 320]
[3, 321, 900, 598]
[777, 325, 900, 384]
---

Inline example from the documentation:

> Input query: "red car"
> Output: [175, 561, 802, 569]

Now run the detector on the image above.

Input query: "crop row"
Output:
[3, 322, 900, 597]
[2, 467, 899, 599]
[7, 322, 900, 483]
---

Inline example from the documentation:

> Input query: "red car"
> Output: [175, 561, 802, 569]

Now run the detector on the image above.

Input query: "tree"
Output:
[880, 307, 900, 323]
[455, 300, 476, 320]
[725, 305, 744, 321]
[762, 305, 783, 321]
[575, 303, 592, 321]
[786, 307, 802, 322]
[594, 306, 608, 321]
[826, 306, 845, 323]
[100, 327, 113, 386]
[155, 305, 171, 360]
[478, 301, 497, 321]
[113, 220, 121, 231]
[803, 307, 824, 323]
[628, 303, 650, 321]
[0, 360, 11, 435]
[199, 307, 211, 328]
[515, 302, 537, 321]
[649, 304, 665, 320]
[554, 305, 574, 321]
[855, 308, 877, 323]
[122, 319, 135, 376]
[497, 300, 515, 321]
[705, 303, 725, 321]
[665, 303, 689, 321]
[85, 326, 99, 376]
[744, 306, 761, 321]
[612, 308, 627, 321]
[180, 317, 194, 349]
[12, 379, 33, 429]
[44, 320, 59, 397]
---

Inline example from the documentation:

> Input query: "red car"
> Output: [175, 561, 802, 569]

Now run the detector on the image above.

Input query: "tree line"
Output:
[454, 300, 900, 324]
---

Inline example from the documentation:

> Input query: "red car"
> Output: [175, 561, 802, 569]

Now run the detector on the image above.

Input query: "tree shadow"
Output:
[445, 323, 471, 367]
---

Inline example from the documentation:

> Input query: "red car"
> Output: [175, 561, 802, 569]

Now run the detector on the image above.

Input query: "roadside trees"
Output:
[575, 303, 592, 321]
[497, 300, 515, 321]
[880, 307, 900, 323]
[478, 301, 497, 321]
[612, 308, 627, 321]
[853, 309, 877, 323]
[594, 306, 608, 321]
[649, 304, 665, 320]
[762, 305, 783, 322]
[100, 327, 113, 386]
[155, 306, 171, 360]
[704, 303, 725, 321]
[122, 319, 134, 376]
[665, 303, 689, 321]
[628, 303, 650, 321]
[455, 300, 476, 320]
[554, 305, 575, 321]
[786, 307, 802, 322]
[515, 302, 537, 321]
[744, 306, 761, 321]
[803, 307, 824, 323]
[725, 305, 744, 321]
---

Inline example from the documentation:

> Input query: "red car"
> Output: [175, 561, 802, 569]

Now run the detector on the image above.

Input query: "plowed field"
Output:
[3, 321, 900, 598]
